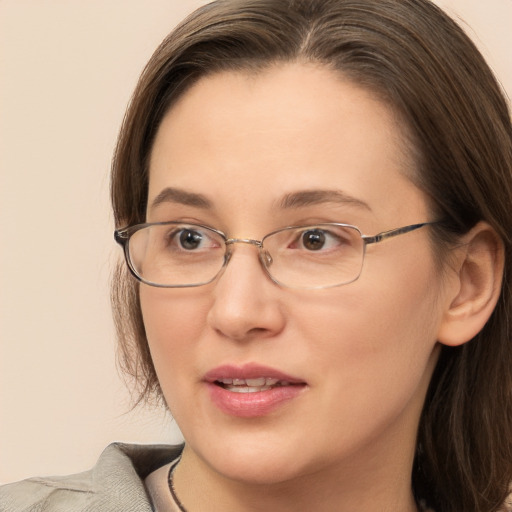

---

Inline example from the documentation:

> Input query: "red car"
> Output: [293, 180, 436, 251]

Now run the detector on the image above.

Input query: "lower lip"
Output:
[206, 383, 306, 418]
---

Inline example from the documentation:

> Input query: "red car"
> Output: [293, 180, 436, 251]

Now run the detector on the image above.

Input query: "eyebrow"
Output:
[276, 190, 372, 211]
[150, 187, 213, 210]
[150, 186, 371, 213]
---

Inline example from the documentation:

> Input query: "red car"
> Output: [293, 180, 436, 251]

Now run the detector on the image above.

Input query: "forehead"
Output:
[147, 63, 426, 228]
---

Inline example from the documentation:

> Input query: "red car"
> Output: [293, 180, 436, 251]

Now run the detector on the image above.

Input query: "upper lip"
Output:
[203, 363, 305, 384]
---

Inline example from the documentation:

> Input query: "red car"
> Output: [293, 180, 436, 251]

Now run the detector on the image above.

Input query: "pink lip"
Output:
[203, 363, 307, 418]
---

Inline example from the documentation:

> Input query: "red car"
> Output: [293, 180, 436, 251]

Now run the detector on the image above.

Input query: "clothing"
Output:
[0, 443, 183, 512]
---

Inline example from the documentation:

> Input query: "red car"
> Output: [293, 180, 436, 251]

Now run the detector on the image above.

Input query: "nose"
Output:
[207, 243, 286, 342]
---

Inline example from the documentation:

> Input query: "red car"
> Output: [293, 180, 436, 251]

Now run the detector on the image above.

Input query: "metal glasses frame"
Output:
[114, 221, 436, 289]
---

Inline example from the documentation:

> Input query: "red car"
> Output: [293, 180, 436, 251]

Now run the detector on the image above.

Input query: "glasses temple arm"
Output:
[362, 222, 433, 245]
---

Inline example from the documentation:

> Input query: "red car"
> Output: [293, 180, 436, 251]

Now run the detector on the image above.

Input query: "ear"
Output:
[437, 222, 504, 347]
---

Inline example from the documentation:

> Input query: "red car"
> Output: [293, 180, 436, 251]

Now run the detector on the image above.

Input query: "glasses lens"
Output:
[262, 224, 364, 288]
[127, 223, 226, 287]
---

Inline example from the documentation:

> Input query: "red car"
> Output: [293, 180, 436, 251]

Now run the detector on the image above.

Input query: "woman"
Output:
[2, 0, 511, 510]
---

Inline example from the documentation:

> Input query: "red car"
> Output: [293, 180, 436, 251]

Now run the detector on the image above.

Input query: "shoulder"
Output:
[0, 442, 183, 512]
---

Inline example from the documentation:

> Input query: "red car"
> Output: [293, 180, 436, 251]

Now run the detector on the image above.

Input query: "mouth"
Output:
[203, 364, 307, 417]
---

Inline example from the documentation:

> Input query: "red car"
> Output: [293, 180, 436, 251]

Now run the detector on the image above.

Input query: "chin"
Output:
[213, 455, 311, 486]
[184, 428, 324, 486]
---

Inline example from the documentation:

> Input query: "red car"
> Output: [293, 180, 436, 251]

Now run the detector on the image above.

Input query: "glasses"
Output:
[114, 221, 436, 290]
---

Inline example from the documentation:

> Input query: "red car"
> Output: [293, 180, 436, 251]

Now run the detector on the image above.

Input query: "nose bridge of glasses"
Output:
[225, 238, 263, 248]
[224, 238, 273, 270]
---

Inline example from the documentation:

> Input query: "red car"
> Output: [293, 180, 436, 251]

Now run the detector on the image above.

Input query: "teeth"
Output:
[217, 377, 283, 389]
[245, 377, 266, 386]
[225, 385, 272, 393]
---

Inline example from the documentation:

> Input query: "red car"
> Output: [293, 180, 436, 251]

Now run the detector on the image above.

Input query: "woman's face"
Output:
[141, 63, 448, 485]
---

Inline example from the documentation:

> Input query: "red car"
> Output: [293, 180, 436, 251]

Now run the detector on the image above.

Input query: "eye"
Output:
[178, 228, 204, 250]
[301, 229, 326, 251]
[164, 225, 221, 252]
[298, 228, 343, 251]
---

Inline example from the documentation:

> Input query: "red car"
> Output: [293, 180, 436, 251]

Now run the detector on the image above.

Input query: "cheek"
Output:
[296, 251, 442, 413]
[296, 285, 437, 382]
[140, 287, 209, 379]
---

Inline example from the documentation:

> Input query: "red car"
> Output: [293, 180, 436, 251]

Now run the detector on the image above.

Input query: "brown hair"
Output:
[110, 0, 512, 509]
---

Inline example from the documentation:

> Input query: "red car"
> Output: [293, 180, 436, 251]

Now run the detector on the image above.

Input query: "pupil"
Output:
[303, 230, 325, 250]
[180, 230, 202, 250]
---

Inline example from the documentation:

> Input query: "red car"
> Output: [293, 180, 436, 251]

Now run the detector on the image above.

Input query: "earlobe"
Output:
[437, 222, 504, 347]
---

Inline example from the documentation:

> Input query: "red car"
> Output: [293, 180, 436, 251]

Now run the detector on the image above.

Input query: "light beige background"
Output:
[1, 0, 511, 484]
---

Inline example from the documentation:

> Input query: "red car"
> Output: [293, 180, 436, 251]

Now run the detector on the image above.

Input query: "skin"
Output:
[140, 63, 454, 511]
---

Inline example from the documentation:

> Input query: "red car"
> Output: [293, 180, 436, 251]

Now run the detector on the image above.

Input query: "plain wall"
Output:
[1, 0, 511, 484]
